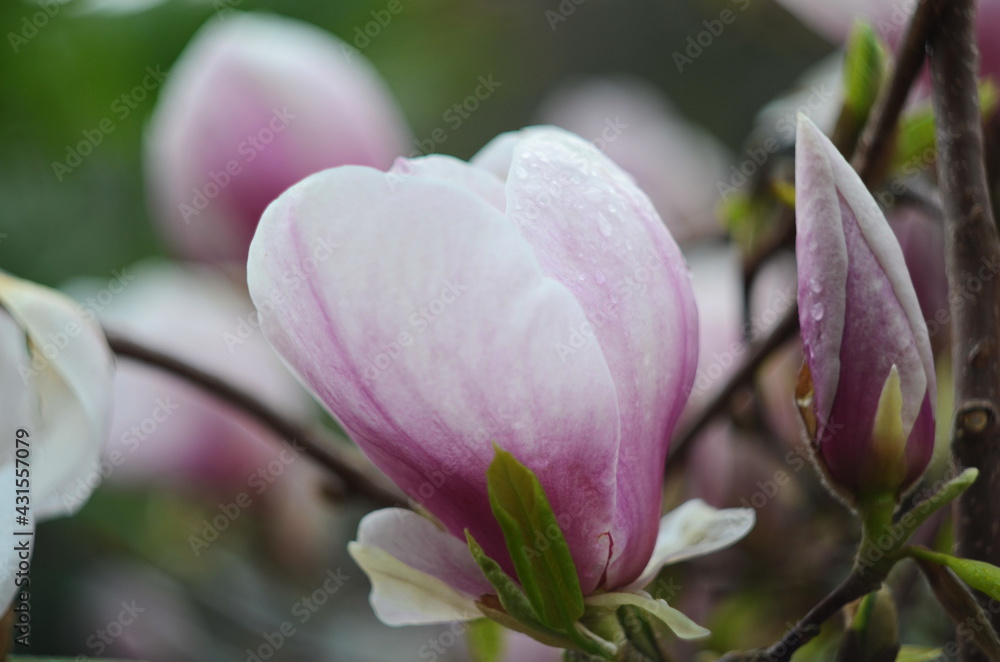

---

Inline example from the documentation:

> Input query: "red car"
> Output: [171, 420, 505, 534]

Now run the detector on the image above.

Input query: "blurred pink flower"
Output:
[145, 12, 412, 265]
[95, 262, 310, 493]
[536, 78, 731, 244]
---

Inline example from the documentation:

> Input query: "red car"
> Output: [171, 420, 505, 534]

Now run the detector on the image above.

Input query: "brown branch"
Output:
[717, 568, 883, 662]
[669, 308, 798, 464]
[928, 1, 1000, 660]
[105, 330, 404, 507]
[851, 0, 949, 183]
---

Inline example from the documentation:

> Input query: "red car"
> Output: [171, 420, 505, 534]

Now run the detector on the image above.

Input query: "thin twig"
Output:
[105, 330, 403, 507]
[851, 0, 949, 183]
[928, 1, 1000, 660]
[717, 568, 882, 662]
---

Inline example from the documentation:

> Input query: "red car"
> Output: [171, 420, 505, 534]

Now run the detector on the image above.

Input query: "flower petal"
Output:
[623, 499, 755, 592]
[0, 273, 114, 519]
[349, 508, 491, 625]
[487, 127, 699, 588]
[584, 591, 709, 640]
[794, 115, 848, 431]
[248, 164, 621, 591]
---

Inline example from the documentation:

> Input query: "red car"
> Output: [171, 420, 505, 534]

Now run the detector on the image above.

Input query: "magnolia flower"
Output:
[0, 272, 114, 608]
[146, 12, 411, 265]
[248, 127, 753, 643]
[536, 78, 731, 244]
[794, 116, 935, 502]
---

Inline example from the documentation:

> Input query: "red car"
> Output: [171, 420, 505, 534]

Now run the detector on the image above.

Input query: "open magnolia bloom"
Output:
[248, 126, 754, 651]
[0, 272, 114, 608]
[794, 116, 935, 504]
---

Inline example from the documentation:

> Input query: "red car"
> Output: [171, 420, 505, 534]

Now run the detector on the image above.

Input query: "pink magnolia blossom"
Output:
[146, 12, 411, 265]
[795, 116, 935, 501]
[248, 126, 753, 630]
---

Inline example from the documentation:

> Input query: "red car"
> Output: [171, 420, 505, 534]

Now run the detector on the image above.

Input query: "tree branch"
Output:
[105, 330, 404, 507]
[928, 1, 1000, 660]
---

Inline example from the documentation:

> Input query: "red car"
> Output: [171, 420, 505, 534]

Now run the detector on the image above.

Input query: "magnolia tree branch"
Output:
[718, 568, 883, 662]
[928, 2, 1000, 660]
[105, 330, 403, 507]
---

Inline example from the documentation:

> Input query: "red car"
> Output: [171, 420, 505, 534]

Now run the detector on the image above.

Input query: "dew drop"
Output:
[578, 273, 586, 281]
[808, 277, 822, 294]
[811, 303, 825, 321]
[597, 213, 614, 237]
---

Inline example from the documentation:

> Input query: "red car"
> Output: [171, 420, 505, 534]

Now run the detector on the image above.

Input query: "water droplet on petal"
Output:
[811, 303, 825, 321]
[578, 273, 586, 281]
[808, 277, 822, 294]
[597, 213, 614, 237]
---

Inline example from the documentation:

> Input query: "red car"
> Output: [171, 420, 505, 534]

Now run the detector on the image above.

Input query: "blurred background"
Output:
[0, 0, 962, 659]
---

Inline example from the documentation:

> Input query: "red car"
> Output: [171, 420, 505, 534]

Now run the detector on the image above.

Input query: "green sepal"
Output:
[466, 618, 506, 662]
[616, 604, 665, 661]
[909, 545, 1000, 602]
[485, 444, 585, 631]
[895, 469, 978, 545]
[842, 20, 886, 120]
[466, 530, 547, 630]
